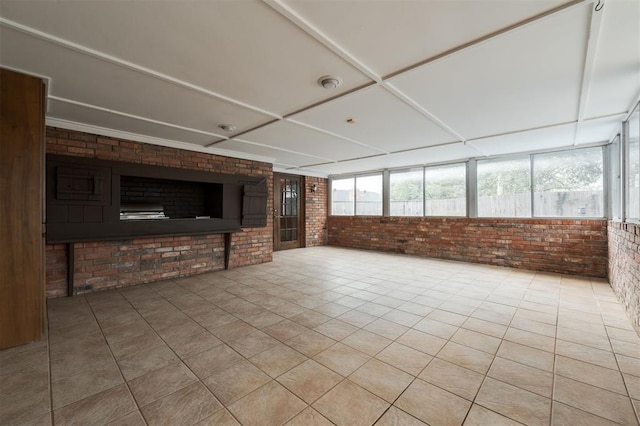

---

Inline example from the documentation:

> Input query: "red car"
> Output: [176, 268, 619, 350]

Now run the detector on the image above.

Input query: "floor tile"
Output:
[250, 343, 307, 378]
[374, 406, 427, 425]
[350, 357, 414, 403]
[487, 357, 553, 398]
[229, 381, 307, 426]
[203, 360, 271, 404]
[551, 402, 619, 426]
[140, 382, 222, 425]
[337, 310, 378, 328]
[108, 410, 146, 426]
[427, 309, 468, 327]
[504, 327, 556, 352]
[476, 377, 551, 425]
[555, 355, 627, 395]
[461, 317, 508, 339]
[291, 310, 332, 328]
[451, 328, 502, 354]
[364, 319, 409, 340]
[412, 317, 459, 339]
[342, 329, 392, 356]
[395, 379, 471, 426]
[184, 344, 244, 379]
[128, 361, 197, 407]
[52, 360, 123, 409]
[116, 344, 180, 381]
[555, 339, 618, 370]
[285, 407, 333, 426]
[313, 379, 390, 426]
[227, 329, 279, 358]
[437, 341, 495, 374]
[314, 319, 359, 340]
[286, 330, 336, 357]
[263, 319, 309, 341]
[375, 342, 433, 376]
[463, 404, 521, 425]
[196, 409, 241, 425]
[277, 359, 343, 404]
[314, 342, 370, 376]
[554, 375, 638, 425]
[0, 364, 50, 424]
[53, 384, 137, 425]
[382, 309, 422, 327]
[419, 358, 484, 401]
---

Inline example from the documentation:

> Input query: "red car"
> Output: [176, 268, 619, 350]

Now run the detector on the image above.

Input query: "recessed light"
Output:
[318, 75, 342, 90]
[218, 124, 237, 133]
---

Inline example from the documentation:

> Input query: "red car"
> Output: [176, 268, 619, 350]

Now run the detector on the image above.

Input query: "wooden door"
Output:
[0, 69, 45, 349]
[273, 174, 304, 251]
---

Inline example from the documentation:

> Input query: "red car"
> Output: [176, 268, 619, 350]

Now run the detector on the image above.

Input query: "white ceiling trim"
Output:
[273, 166, 328, 178]
[263, 0, 381, 83]
[285, 118, 389, 154]
[231, 137, 335, 163]
[46, 117, 276, 164]
[382, 82, 467, 142]
[49, 95, 229, 141]
[0, 16, 281, 120]
[575, 1, 605, 145]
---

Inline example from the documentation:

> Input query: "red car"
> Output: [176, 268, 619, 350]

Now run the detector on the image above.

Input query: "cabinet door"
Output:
[0, 69, 45, 349]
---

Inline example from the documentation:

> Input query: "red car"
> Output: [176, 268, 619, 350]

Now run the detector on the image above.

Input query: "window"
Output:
[356, 174, 382, 216]
[390, 169, 423, 216]
[425, 163, 466, 216]
[533, 147, 603, 217]
[627, 104, 640, 221]
[331, 177, 354, 215]
[477, 156, 531, 217]
[609, 134, 622, 220]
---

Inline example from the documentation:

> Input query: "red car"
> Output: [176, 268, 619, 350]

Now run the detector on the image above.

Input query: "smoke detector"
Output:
[218, 124, 237, 133]
[318, 75, 342, 90]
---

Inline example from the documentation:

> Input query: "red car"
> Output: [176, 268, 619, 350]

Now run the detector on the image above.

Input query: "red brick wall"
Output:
[305, 177, 328, 247]
[328, 216, 608, 277]
[45, 127, 273, 297]
[608, 221, 640, 331]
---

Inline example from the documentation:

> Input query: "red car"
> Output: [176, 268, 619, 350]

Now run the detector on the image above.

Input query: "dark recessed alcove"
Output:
[120, 175, 223, 219]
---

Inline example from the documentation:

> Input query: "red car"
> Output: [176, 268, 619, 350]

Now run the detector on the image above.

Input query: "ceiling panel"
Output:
[584, 0, 640, 119]
[0, 0, 370, 115]
[307, 143, 478, 176]
[47, 99, 223, 147]
[468, 123, 577, 157]
[237, 121, 384, 161]
[0, 27, 272, 135]
[215, 139, 328, 168]
[283, 0, 571, 77]
[575, 115, 625, 145]
[289, 85, 457, 152]
[389, 4, 589, 140]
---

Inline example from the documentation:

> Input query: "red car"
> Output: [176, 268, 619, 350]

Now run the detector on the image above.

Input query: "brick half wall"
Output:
[608, 221, 640, 332]
[328, 216, 608, 277]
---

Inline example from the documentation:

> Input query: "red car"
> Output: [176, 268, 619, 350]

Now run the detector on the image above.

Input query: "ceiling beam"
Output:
[574, 0, 606, 145]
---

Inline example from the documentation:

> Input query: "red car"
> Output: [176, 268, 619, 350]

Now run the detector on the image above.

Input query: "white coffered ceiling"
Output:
[1, 0, 638, 177]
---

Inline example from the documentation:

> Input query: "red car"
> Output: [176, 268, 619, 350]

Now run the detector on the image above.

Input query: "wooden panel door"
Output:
[0, 69, 45, 349]
[274, 174, 304, 251]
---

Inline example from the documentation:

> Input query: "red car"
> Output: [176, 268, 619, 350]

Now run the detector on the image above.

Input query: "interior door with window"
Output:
[274, 174, 304, 251]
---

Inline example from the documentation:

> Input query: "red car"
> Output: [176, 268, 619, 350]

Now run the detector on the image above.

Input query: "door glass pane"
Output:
[478, 156, 531, 217]
[533, 147, 603, 217]
[390, 169, 423, 216]
[425, 163, 466, 216]
[331, 177, 355, 215]
[356, 174, 382, 216]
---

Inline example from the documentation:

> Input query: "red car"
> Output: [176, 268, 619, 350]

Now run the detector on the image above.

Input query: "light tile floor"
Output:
[2, 246, 640, 425]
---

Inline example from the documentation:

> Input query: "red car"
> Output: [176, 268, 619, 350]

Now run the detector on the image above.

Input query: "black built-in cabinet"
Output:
[46, 154, 268, 243]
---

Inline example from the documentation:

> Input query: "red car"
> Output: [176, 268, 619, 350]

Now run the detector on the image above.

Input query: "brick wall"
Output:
[45, 127, 273, 297]
[608, 221, 640, 331]
[305, 177, 328, 247]
[328, 216, 608, 277]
